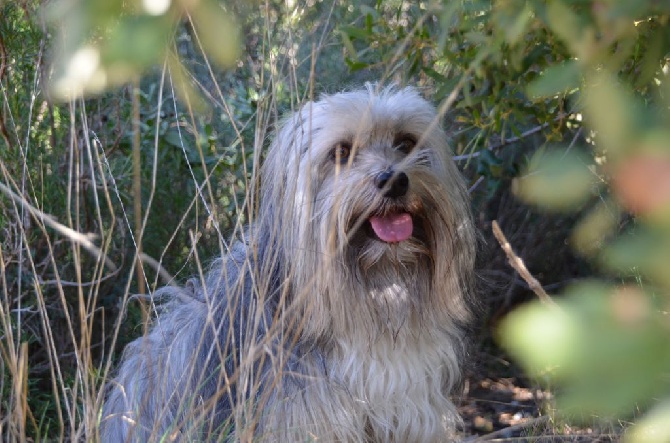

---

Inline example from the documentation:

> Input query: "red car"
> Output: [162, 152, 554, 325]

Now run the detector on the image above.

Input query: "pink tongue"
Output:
[369, 213, 413, 243]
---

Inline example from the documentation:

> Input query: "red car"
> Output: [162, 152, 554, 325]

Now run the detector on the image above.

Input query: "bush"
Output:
[344, 0, 670, 438]
[1, 0, 670, 440]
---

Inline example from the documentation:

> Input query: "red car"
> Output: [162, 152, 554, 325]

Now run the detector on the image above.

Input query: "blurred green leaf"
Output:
[167, 52, 208, 114]
[344, 59, 369, 72]
[633, 26, 665, 89]
[546, 0, 587, 56]
[191, 0, 240, 69]
[571, 199, 621, 257]
[339, 30, 357, 59]
[526, 61, 581, 99]
[514, 148, 597, 212]
[602, 228, 670, 288]
[584, 72, 637, 159]
[494, 2, 533, 46]
[163, 128, 191, 149]
[625, 400, 670, 443]
[339, 25, 371, 41]
[501, 282, 670, 421]
[45, 0, 238, 102]
[103, 15, 172, 70]
[499, 299, 577, 374]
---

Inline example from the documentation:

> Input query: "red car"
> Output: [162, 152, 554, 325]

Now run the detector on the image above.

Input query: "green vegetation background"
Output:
[1, 0, 670, 441]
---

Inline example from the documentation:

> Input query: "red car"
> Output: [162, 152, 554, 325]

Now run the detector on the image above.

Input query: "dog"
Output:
[100, 85, 476, 442]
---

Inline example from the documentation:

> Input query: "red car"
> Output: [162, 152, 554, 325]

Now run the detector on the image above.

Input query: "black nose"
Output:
[375, 170, 409, 198]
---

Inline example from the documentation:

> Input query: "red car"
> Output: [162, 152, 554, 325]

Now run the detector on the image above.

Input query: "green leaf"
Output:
[344, 59, 369, 72]
[365, 12, 373, 33]
[626, 400, 670, 443]
[584, 71, 638, 159]
[602, 228, 670, 288]
[166, 53, 208, 114]
[190, 0, 240, 69]
[634, 28, 665, 89]
[339, 25, 370, 41]
[571, 199, 621, 257]
[546, 0, 583, 54]
[422, 67, 447, 82]
[501, 282, 670, 421]
[499, 299, 578, 374]
[434, 77, 461, 101]
[494, 2, 533, 45]
[506, 7, 532, 45]
[339, 31, 357, 59]
[163, 128, 191, 149]
[103, 15, 172, 69]
[514, 148, 596, 212]
[526, 61, 581, 99]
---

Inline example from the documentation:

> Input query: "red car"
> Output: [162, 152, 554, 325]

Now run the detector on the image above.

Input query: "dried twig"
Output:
[0, 180, 117, 271]
[492, 220, 558, 308]
[139, 252, 176, 286]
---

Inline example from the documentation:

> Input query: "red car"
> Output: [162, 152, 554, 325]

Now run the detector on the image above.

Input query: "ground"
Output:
[458, 345, 623, 442]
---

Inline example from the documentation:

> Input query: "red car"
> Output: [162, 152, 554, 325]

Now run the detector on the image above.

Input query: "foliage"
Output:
[3, 0, 670, 441]
[342, 0, 670, 439]
[45, 0, 239, 109]
[0, 0, 352, 440]
[503, 3, 670, 439]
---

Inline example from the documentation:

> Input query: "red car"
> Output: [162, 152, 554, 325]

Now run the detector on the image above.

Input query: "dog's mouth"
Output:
[349, 199, 427, 246]
[368, 212, 413, 243]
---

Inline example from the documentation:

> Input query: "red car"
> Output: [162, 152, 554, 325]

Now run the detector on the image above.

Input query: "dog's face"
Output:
[262, 87, 471, 275]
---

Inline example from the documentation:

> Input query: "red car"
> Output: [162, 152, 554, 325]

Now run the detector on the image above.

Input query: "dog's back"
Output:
[101, 240, 279, 441]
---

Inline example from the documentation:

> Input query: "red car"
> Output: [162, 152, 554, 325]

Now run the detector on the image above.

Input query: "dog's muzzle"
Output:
[375, 169, 409, 198]
[366, 169, 414, 243]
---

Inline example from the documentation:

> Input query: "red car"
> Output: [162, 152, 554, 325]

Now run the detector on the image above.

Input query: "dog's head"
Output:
[256, 85, 475, 335]
[261, 86, 472, 271]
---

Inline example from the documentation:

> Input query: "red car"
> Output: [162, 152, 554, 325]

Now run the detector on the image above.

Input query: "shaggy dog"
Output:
[101, 85, 476, 442]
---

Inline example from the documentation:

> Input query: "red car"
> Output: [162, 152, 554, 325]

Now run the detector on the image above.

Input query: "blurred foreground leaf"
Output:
[514, 149, 597, 212]
[571, 199, 621, 257]
[499, 299, 577, 374]
[190, 0, 240, 68]
[583, 72, 638, 159]
[602, 228, 670, 289]
[611, 136, 670, 224]
[45, 0, 239, 101]
[626, 400, 670, 443]
[500, 282, 670, 421]
[526, 61, 581, 99]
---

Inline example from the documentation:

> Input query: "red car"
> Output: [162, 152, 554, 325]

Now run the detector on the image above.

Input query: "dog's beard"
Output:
[294, 164, 461, 335]
[257, 86, 475, 344]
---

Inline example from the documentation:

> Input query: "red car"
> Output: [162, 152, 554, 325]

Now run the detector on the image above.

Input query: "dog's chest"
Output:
[326, 335, 457, 440]
[336, 336, 449, 398]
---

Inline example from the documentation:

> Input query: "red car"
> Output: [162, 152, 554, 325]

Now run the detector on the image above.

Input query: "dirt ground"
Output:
[457, 346, 623, 442]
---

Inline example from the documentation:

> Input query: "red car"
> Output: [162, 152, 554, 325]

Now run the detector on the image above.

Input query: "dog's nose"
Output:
[375, 170, 409, 198]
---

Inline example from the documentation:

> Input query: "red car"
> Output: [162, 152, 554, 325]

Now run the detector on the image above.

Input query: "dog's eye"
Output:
[395, 135, 417, 154]
[331, 142, 352, 164]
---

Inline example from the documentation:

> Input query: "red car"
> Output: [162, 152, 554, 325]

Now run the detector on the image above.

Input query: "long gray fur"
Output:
[101, 85, 476, 442]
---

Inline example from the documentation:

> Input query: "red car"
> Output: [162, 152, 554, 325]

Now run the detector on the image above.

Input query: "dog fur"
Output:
[100, 85, 476, 442]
